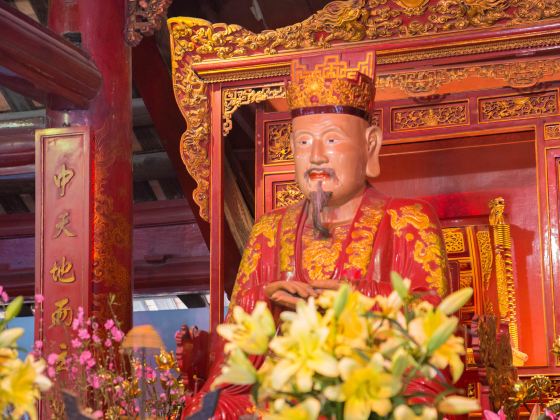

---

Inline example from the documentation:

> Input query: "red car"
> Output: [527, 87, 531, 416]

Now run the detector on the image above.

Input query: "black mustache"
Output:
[303, 168, 337, 181]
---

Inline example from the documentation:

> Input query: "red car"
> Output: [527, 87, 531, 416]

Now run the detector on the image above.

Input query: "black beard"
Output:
[309, 180, 332, 239]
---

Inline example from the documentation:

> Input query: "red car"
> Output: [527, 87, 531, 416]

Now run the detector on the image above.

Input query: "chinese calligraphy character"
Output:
[53, 211, 76, 238]
[56, 343, 68, 373]
[51, 297, 72, 326]
[53, 163, 74, 197]
[49, 256, 76, 283]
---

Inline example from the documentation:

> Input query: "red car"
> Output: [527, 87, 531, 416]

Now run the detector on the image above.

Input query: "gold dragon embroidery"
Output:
[388, 203, 448, 296]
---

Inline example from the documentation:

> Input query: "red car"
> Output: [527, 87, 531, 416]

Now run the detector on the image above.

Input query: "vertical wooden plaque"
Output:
[34, 127, 93, 354]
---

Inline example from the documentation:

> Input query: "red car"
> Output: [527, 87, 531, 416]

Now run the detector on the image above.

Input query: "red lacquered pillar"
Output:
[43, 0, 132, 332]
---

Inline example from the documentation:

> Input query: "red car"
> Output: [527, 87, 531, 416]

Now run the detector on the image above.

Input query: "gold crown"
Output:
[286, 50, 376, 119]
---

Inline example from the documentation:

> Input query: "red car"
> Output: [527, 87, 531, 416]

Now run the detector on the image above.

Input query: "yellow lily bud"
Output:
[0, 327, 24, 348]
[438, 288, 473, 315]
[438, 396, 481, 414]
[4, 296, 23, 322]
[264, 397, 320, 420]
[213, 347, 257, 387]
[427, 317, 458, 354]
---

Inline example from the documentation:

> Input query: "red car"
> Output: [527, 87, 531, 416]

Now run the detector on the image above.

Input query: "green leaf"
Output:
[251, 383, 259, 406]
[391, 351, 408, 378]
[4, 296, 23, 323]
[333, 284, 349, 319]
[390, 272, 409, 301]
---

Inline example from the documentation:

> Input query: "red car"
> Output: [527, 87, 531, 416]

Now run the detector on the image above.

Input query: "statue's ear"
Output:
[365, 125, 382, 178]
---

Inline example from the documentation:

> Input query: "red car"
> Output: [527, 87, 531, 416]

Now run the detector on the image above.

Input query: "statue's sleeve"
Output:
[183, 212, 282, 419]
[387, 200, 450, 300]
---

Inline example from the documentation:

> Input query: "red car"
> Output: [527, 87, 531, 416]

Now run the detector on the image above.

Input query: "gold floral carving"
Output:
[545, 123, 560, 140]
[377, 58, 560, 95]
[91, 123, 132, 325]
[223, 85, 286, 136]
[476, 230, 493, 291]
[393, 0, 429, 15]
[274, 182, 304, 209]
[479, 91, 559, 122]
[126, 0, 172, 47]
[377, 68, 469, 96]
[266, 122, 293, 164]
[442, 229, 465, 254]
[169, 50, 211, 221]
[168, 0, 560, 62]
[371, 110, 382, 128]
[475, 59, 560, 89]
[392, 102, 468, 131]
[460, 274, 473, 289]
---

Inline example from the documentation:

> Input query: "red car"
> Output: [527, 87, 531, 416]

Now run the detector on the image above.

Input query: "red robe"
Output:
[184, 186, 450, 418]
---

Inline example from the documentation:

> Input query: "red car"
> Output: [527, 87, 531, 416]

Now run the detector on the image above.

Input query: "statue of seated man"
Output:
[184, 49, 450, 419]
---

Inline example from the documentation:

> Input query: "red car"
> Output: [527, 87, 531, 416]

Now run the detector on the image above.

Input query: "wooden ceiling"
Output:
[0, 0, 329, 215]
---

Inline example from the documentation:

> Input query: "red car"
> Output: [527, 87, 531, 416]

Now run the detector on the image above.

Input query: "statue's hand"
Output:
[310, 280, 343, 292]
[264, 281, 318, 309]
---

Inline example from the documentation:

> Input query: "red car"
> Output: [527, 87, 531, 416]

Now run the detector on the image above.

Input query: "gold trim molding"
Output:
[377, 32, 560, 65]
[378, 58, 560, 96]
[488, 197, 525, 365]
[193, 35, 560, 85]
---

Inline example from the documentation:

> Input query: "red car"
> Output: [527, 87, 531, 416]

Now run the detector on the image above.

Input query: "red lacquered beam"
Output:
[0, 2, 101, 109]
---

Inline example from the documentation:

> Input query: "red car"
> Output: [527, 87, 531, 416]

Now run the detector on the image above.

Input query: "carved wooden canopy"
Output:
[168, 0, 560, 221]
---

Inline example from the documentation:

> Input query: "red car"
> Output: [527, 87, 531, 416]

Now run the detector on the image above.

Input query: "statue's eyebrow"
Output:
[293, 124, 348, 138]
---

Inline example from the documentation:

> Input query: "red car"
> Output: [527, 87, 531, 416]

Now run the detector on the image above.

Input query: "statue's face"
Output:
[291, 113, 382, 207]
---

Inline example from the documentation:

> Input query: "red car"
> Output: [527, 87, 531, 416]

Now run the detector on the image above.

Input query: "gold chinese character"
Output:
[53, 163, 74, 197]
[51, 298, 72, 326]
[49, 257, 76, 283]
[53, 211, 76, 238]
[56, 343, 68, 372]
